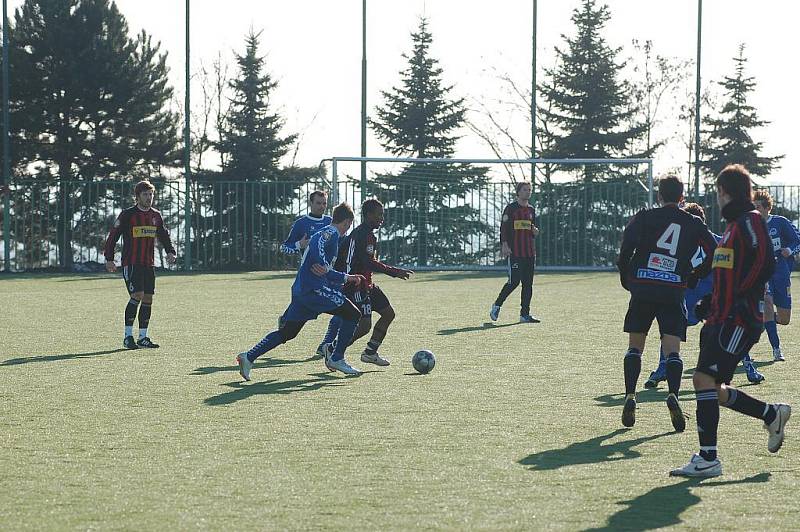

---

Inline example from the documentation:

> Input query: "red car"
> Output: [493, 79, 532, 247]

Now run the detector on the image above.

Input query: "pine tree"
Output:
[699, 44, 783, 179]
[539, 0, 646, 182]
[8, 0, 179, 269]
[370, 18, 489, 266]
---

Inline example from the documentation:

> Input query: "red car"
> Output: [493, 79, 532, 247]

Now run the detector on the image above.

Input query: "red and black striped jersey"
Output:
[707, 200, 775, 327]
[500, 201, 536, 258]
[104, 206, 175, 267]
[334, 223, 404, 287]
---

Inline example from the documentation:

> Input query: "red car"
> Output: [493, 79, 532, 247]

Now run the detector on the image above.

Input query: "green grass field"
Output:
[1, 272, 797, 530]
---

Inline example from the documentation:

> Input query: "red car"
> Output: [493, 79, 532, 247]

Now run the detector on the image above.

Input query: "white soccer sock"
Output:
[139, 328, 148, 340]
[125, 326, 133, 338]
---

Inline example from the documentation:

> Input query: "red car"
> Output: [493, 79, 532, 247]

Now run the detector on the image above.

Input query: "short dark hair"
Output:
[362, 198, 383, 217]
[309, 190, 328, 203]
[516, 181, 531, 195]
[683, 202, 706, 223]
[134, 179, 155, 197]
[331, 202, 355, 224]
[716, 164, 752, 203]
[753, 189, 773, 211]
[658, 175, 684, 203]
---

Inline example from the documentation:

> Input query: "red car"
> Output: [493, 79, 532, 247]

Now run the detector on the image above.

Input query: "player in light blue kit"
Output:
[644, 203, 766, 386]
[278, 190, 332, 329]
[237, 203, 367, 379]
[754, 189, 800, 362]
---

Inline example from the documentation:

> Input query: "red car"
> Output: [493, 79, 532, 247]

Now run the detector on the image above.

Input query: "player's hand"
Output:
[695, 294, 712, 321]
[105, 260, 117, 273]
[781, 248, 792, 258]
[311, 263, 328, 276]
[346, 274, 367, 289]
[298, 235, 310, 250]
[501, 242, 511, 258]
[397, 268, 414, 280]
[532, 225, 540, 237]
[166, 252, 177, 265]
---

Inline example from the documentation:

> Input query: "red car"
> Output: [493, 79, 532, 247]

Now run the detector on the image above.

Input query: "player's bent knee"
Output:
[279, 322, 303, 342]
[131, 292, 144, 302]
[692, 371, 715, 390]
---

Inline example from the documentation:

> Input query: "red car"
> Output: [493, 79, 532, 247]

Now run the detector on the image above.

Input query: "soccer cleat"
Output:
[490, 304, 501, 322]
[773, 348, 785, 362]
[315, 342, 332, 360]
[621, 394, 637, 427]
[236, 352, 253, 382]
[644, 367, 666, 389]
[519, 314, 541, 323]
[361, 350, 390, 366]
[669, 453, 722, 478]
[666, 393, 686, 432]
[744, 361, 765, 384]
[327, 357, 362, 376]
[323, 344, 335, 372]
[136, 337, 159, 349]
[765, 403, 791, 453]
[123, 336, 139, 350]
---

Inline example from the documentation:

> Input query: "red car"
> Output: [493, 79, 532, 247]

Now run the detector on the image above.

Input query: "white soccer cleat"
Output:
[669, 453, 722, 478]
[773, 348, 786, 362]
[765, 403, 791, 453]
[327, 357, 362, 376]
[236, 352, 253, 381]
[490, 304, 501, 322]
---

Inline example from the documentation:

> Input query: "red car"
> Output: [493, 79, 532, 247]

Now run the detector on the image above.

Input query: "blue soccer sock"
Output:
[246, 330, 284, 362]
[332, 318, 358, 361]
[765, 320, 780, 350]
[322, 316, 342, 345]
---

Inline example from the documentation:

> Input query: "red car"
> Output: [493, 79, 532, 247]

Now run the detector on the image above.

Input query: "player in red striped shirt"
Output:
[104, 180, 176, 349]
[490, 181, 540, 323]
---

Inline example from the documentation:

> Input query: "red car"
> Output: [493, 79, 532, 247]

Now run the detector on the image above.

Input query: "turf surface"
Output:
[1, 272, 797, 530]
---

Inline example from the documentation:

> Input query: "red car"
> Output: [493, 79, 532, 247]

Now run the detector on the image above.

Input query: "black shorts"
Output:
[344, 284, 391, 318]
[696, 322, 756, 384]
[623, 297, 687, 341]
[122, 265, 155, 295]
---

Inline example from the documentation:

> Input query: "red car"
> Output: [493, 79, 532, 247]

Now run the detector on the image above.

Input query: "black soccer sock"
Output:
[138, 303, 152, 333]
[623, 348, 642, 396]
[125, 298, 140, 328]
[665, 352, 683, 396]
[722, 388, 776, 423]
[695, 389, 719, 461]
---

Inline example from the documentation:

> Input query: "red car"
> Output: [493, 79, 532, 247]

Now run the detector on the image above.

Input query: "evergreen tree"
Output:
[370, 18, 490, 266]
[199, 30, 299, 268]
[699, 44, 783, 179]
[7, 0, 179, 269]
[539, 0, 646, 181]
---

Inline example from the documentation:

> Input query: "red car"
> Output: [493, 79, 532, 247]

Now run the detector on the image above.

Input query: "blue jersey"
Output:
[280, 214, 332, 255]
[767, 215, 800, 278]
[291, 225, 346, 296]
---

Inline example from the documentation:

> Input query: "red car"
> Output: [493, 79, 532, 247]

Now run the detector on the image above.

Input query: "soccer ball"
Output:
[412, 350, 436, 374]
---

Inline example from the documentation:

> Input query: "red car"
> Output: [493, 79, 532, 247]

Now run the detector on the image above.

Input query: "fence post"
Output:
[647, 161, 654, 208]
[2, 0, 10, 272]
[331, 159, 339, 206]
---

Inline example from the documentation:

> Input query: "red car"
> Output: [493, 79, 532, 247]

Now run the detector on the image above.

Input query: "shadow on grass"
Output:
[190, 355, 319, 375]
[240, 272, 296, 281]
[414, 271, 607, 283]
[584, 472, 771, 531]
[204, 374, 348, 405]
[519, 429, 672, 471]
[1, 348, 129, 366]
[593, 390, 696, 407]
[437, 322, 521, 335]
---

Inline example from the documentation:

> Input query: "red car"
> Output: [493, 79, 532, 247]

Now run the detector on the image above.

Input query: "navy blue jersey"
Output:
[291, 225, 346, 296]
[281, 214, 332, 255]
[618, 204, 717, 304]
[767, 215, 800, 278]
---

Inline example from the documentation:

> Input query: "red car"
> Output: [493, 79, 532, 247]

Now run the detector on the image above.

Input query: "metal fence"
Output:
[3, 176, 800, 272]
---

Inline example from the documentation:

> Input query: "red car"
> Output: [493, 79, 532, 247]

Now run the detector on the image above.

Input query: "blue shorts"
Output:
[767, 276, 792, 310]
[284, 286, 346, 322]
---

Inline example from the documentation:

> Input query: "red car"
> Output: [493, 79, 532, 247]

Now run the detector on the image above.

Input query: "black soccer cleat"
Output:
[124, 336, 139, 350]
[666, 393, 686, 433]
[621, 394, 637, 427]
[137, 337, 160, 349]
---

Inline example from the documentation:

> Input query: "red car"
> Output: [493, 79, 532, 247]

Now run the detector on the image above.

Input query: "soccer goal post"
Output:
[320, 156, 653, 271]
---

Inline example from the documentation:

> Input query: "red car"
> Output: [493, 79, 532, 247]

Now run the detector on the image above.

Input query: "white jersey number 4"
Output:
[656, 223, 681, 256]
